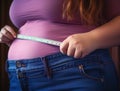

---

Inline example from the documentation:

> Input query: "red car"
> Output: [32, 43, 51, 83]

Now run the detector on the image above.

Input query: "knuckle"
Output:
[73, 41, 79, 45]
[5, 25, 14, 33]
[68, 35, 74, 40]
[1, 28, 7, 34]
[4, 25, 11, 29]
[68, 35, 79, 45]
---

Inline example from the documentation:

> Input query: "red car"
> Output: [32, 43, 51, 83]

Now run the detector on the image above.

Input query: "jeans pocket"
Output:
[78, 64, 104, 82]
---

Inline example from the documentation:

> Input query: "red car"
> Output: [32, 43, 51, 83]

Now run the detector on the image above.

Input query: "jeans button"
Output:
[16, 61, 21, 67]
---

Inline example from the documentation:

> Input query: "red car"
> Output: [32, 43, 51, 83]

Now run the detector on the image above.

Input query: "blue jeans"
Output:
[6, 49, 119, 91]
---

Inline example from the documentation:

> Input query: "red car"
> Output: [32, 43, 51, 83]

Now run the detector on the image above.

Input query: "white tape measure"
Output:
[17, 34, 62, 46]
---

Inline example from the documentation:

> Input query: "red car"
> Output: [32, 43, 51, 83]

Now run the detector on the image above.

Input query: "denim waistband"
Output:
[7, 49, 111, 70]
[7, 49, 112, 79]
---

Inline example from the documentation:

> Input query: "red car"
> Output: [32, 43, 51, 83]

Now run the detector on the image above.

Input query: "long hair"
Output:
[63, 0, 104, 25]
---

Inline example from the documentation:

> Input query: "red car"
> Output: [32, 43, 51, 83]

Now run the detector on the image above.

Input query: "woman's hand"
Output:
[0, 25, 17, 46]
[60, 32, 97, 58]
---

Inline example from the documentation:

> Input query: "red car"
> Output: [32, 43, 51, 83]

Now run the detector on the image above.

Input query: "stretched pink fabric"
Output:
[8, 0, 120, 60]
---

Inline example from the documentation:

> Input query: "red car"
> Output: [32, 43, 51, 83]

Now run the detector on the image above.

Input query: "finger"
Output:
[81, 51, 89, 58]
[0, 33, 12, 43]
[0, 32, 12, 45]
[0, 38, 12, 45]
[74, 48, 82, 59]
[67, 44, 75, 57]
[0, 37, 11, 43]
[1, 28, 14, 40]
[0, 32, 5, 43]
[4, 25, 17, 38]
[60, 40, 69, 55]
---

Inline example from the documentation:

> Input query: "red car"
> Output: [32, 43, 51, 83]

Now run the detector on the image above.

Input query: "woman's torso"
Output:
[8, 0, 120, 60]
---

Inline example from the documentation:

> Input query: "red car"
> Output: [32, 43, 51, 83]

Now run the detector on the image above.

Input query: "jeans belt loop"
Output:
[42, 58, 52, 79]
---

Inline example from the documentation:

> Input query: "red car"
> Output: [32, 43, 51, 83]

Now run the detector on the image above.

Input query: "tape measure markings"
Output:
[17, 34, 62, 46]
